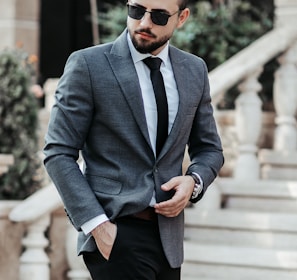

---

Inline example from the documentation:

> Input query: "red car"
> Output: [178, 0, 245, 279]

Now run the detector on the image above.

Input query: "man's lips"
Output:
[135, 30, 156, 40]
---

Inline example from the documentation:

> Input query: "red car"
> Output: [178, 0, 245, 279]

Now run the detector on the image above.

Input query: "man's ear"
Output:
[177, 8, 190, 28]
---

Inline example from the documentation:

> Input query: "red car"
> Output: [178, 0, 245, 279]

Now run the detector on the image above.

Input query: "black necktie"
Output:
[143, 57, 168, 156]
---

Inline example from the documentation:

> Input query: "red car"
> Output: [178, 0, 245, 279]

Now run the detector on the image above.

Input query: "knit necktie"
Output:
[143, 57, 168, 156]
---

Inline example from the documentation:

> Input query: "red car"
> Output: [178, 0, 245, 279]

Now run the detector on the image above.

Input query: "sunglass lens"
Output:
[151, 12, 169, 26]
[128, 5, 145, 20]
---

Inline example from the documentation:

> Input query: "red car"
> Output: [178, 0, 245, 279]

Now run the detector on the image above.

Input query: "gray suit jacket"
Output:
[44, 30, 224, 268]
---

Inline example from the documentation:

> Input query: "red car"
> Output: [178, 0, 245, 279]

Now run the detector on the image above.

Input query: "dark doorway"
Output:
[39, 0, 94, 82]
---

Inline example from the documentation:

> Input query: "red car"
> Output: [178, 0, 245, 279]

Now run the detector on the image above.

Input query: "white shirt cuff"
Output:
[81, 214, 109, 235]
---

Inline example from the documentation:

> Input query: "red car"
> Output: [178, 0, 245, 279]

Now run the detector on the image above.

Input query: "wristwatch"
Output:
[188, 172, 203, 199]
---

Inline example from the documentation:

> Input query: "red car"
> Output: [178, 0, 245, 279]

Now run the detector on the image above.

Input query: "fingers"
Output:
[160, 176, 184, 193]
[154, 176, 194, 217]
[154, 197, 186, 217]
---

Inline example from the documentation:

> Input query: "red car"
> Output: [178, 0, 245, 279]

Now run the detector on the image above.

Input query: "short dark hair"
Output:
[178, 0, 188, 10]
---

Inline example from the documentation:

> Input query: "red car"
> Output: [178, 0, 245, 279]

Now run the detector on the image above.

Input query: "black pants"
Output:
[83, 217, 181, 280]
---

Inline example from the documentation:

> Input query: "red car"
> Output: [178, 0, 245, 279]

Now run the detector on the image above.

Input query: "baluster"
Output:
[234, 68, 263, 180]
[66, 222, 91, 280]
[20, 215, 50, 280]
[273, 41, 297, 151]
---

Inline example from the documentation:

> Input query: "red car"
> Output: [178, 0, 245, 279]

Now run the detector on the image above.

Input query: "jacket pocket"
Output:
[87, 175, 122, 195]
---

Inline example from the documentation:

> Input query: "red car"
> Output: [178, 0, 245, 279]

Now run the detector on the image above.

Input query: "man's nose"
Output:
[140, 12, 153, 28]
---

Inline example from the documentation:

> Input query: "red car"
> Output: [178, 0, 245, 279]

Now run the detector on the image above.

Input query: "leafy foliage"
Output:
[0, 48, 40, 199]
[98, 4, 127, 44]
[171, 1, 273, 71]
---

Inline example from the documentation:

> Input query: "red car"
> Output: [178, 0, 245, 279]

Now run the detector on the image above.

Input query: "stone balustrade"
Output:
[9, 175, 91, 280]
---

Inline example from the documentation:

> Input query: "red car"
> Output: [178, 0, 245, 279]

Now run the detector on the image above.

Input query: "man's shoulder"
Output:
[72, 30, 128, 61]
[169, 45, 206, 66]
[76, 41, 114, 57]
[65, 42, 115, 67]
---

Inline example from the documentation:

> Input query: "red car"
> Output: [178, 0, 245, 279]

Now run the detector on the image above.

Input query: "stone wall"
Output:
[0, 0, 40, 56]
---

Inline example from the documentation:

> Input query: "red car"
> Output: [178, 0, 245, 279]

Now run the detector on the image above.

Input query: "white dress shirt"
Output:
[81, 34, 179, 235]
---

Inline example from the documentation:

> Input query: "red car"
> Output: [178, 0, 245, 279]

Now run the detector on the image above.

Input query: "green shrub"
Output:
[98, 4, 127, 44]
[0, 48, 40, 199]
[171, 1, 272, 71]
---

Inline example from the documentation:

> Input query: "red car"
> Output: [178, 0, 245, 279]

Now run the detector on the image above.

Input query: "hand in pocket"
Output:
[91, 221, 117, 260]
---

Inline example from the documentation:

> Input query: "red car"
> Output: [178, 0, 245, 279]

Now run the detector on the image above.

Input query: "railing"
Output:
[209, 26, 297, 99]
[210, 25, 297, 180]
[7, 2, 297, 279]
[9, 166, 91, 280]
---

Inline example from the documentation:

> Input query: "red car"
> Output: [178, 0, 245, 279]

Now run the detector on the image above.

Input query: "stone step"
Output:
[185, 208, 297, 233]
[185, 208, 297, 250]
[182, 262, 297, 280]
[184, 183, 297, 279]
[217, 178, 297, 199]
[259, 149, 297, 166]
[185, 227, 297, 251]
[184, 242, 297, 271]
[217, 178, 297, 212]
[259, 149, 297, 180]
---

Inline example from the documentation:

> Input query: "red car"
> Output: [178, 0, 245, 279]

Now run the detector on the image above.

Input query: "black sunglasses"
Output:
[127, 4, 180, 26]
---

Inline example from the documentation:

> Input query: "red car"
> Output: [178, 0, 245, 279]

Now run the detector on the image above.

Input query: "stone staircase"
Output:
[182, 178, 297, 279]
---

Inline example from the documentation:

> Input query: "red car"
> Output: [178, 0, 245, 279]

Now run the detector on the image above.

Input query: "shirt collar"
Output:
[127, 33, 169, 66]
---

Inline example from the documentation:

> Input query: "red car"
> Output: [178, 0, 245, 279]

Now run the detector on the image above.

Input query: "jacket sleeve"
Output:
[186, 60, 224, 203]
[43, 51, 105, 230]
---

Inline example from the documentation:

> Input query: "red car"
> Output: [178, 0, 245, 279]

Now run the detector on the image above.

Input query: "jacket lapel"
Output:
[157, 47, 194, 159]
[104, 31, 153, 151]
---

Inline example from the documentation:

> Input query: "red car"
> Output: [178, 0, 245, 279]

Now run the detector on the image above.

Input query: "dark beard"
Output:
[131, 29, 171, 54]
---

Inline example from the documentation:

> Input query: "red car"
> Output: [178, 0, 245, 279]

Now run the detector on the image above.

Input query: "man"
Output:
[44, 0, 224, 279]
